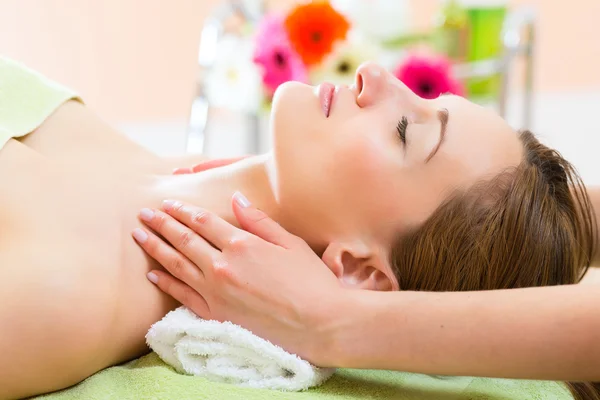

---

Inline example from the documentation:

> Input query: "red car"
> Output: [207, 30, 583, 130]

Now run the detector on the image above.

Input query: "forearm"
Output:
[329, 285, 600, 381]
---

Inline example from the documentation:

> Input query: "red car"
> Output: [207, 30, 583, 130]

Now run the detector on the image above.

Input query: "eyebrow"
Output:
[425, 108, 449, 163]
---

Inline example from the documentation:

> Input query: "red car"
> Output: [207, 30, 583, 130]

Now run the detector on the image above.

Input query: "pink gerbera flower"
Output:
[394, 53, 465, 99]
[253, 14, 308, 95]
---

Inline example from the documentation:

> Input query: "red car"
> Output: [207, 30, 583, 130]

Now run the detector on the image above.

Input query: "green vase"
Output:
[463, 1, 508, 99]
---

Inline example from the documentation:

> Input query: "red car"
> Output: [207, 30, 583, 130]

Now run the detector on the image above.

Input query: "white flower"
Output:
[310, 32, 381, 86]
[204, 35, 263, 113]
[331, 0, 413, 41]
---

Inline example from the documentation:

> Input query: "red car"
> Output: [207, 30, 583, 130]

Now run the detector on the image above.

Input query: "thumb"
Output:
[231, 192, 297, 248]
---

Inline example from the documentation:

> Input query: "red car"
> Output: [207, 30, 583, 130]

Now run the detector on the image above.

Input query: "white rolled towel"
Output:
[146, 307, 335, 391]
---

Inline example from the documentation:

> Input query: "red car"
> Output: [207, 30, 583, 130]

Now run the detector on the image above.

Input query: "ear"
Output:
[321, 241, 397, 291]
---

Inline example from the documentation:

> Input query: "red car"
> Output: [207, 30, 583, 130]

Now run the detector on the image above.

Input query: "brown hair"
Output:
[389, 130, 598, 399]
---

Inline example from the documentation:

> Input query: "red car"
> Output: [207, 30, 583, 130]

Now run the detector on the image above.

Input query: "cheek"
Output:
[347, 145, 389, 184]
[334, 128, 392, 179]
[331, 133, 403, 215]
[333, 135, 445, 233]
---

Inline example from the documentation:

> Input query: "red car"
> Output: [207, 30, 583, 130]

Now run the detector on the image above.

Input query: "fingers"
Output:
[132, 226, 205, 285]
[139, 208, 220, 269]
[172, 157, 248, 175]
[173, 167, 193, 175]
[147, 270, 211, 319]
[162, 201, 245, 251]
[231, 192, 299, 249]
[191, 157, 248, 173]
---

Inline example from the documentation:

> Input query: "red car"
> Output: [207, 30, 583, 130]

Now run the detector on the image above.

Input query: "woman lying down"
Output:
[0, 56, 597, 399]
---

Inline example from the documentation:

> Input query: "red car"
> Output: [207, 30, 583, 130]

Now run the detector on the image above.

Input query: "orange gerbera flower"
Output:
[284, 1, 350, 66]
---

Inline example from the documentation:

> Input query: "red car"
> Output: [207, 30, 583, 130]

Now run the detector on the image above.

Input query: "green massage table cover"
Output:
[36, 352, 573, 400]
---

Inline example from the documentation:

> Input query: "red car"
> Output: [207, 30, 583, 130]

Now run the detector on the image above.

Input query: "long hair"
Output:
[389, 130, 597, 399]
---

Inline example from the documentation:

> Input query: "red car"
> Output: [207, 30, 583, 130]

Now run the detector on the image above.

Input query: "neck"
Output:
[146, 154, 280, 229]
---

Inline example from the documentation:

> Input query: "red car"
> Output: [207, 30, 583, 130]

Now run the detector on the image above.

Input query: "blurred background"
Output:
[1, 0, 599, 181]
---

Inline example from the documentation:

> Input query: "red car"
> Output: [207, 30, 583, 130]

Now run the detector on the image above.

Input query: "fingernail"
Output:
[233, 191, 251, 208]
[139, 208, 154, 222]
[163, 199, 177, 211]
[147, 272, 159, 284]
[132, 228, 148, 243]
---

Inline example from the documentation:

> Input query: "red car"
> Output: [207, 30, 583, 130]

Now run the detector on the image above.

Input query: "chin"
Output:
[271, 81, 314, 117]
[271, 81, 322, 142]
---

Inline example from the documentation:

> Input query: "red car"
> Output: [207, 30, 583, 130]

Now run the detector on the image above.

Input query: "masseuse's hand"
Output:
[133, 194, 345, 365]
[172, 157, 248, 175]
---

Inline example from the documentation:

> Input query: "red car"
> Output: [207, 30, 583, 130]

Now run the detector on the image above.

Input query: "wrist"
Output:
[302, 287, 351, 367]
[314, 290, 426, 371]
[311, 288, 377, 368]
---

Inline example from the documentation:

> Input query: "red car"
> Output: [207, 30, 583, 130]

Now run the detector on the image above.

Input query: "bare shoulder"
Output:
[17, 100, 162, 168]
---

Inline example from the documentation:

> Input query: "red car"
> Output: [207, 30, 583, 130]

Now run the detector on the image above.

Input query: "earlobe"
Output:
[322, 242, 396, 291]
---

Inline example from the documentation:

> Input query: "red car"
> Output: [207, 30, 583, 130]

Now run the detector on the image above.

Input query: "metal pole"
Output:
[523, 21, 535, 130]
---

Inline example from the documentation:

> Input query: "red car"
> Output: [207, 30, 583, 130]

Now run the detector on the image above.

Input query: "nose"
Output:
[354, 62, 427, 113]
[354, 62, 395, 107]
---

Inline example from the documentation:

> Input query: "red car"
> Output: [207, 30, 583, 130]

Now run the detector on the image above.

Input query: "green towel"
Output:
[36, 352, 572, 400]
[0, 56, 80, 149]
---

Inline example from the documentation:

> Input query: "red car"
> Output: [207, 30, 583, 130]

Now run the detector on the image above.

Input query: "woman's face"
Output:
[269, 62, 523, 290]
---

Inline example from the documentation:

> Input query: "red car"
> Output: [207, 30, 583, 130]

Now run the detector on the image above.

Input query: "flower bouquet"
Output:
[202, 0, 466, 115]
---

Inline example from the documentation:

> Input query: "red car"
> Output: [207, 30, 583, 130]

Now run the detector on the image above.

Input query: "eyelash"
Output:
[396, 116, 408, 144]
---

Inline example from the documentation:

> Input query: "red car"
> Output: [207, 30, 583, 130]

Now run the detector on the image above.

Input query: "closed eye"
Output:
[396, 116, 408, 144]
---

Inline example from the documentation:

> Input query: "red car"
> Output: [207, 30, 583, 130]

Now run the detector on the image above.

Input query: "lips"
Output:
[318, 82, 335, 118]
